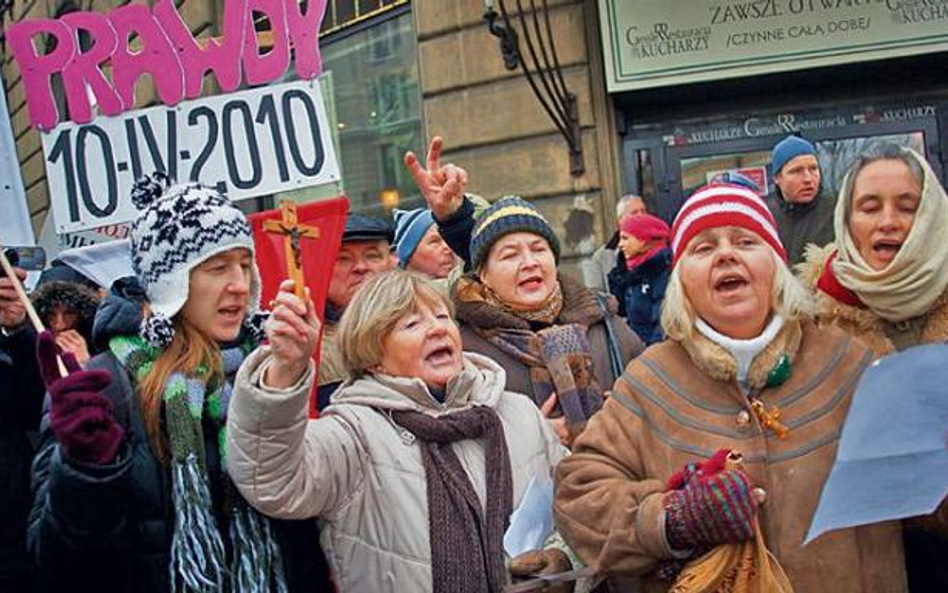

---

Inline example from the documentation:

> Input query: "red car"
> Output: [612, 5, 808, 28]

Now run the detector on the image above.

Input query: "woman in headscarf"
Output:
[607, 213, 673, 345]
[227, 268, 575, 593]
[554, 182, 907, 592]
[28, 174, 325, 593]
[799, 143, 948, 591]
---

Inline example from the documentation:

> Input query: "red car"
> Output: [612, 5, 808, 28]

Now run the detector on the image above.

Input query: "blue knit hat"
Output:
[470, 196, 560, 270]
[771, 135, 817, 175]
[392, 208, 435, 268]
[710, 171, 760, 193]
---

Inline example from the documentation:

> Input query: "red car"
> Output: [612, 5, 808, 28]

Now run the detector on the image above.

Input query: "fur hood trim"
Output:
[32, 280, 101, 329]
[453, 274, 609, 330]
[678, 319, 804, 390]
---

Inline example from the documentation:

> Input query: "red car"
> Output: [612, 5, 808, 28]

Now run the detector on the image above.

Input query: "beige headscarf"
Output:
[832, 147, 948, 322]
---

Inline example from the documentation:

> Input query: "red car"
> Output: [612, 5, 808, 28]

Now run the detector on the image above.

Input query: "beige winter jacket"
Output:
[555, 321, 908, 592]
[227, 348, 567, 593]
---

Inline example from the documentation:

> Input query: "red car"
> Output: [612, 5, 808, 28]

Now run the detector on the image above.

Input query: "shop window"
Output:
[322, 0, 409, 35]
[317, 10, 422, 216]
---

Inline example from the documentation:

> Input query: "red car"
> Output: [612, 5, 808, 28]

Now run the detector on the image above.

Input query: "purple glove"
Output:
[663, 453, 757, 551]
[37, 331, 124, 465]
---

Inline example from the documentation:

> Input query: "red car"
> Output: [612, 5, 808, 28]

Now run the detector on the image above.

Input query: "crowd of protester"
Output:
[1, 134, 946, 592]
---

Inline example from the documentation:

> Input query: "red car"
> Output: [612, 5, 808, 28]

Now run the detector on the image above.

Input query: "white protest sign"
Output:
[0, 81, 34, 245]
[43, 78, 340, 233]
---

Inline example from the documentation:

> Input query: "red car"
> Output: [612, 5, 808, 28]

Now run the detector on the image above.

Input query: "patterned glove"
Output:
[37, 331, 124, 465]
[663, 449, 757, 551]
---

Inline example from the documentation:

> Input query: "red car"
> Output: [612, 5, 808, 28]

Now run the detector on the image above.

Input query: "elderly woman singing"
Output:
[553, 183, 908, 592]
[227, 270, 577, 592]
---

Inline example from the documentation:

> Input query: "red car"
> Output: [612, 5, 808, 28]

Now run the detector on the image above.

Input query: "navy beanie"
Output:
[469, 196, 560, 270]
[771, 135, 817, 175]
[392, 208, 435, 268]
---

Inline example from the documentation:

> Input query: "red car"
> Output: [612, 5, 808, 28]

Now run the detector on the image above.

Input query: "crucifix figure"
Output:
[263, 200, 320, 299]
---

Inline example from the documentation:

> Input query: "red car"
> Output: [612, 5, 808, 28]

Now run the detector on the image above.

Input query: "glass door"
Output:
[623, 106, 942, 223]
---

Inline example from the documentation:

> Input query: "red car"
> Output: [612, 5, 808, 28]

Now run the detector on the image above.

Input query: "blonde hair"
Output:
[661, 249, 814, 341]
[139, 314, 221, 463]
[338, 269, 455, 380]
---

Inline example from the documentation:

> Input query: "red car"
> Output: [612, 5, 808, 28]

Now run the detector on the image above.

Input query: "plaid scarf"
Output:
[454, 274, 605, 428]
[109, 335, 288, 593]
[484, 324, 602, 429]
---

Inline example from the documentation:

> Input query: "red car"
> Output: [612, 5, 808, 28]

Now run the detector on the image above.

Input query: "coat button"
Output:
[736, 410, 752, 429]
[752, 487, 767, 505]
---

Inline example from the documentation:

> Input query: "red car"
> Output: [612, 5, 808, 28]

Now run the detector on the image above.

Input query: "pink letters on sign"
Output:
[6, 19, 76, 131]
[6, 0, 328, 130]
[60, 12, 125, 124]
[109, 4, 184, 110]
[153, 0, 247, 98]
[286, 0, 327, 79]
[243, 0, 291, 86]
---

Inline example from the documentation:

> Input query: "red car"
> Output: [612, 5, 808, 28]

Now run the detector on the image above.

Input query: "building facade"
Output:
[5, 0, 948, 272]
[413, 0, 948, 271]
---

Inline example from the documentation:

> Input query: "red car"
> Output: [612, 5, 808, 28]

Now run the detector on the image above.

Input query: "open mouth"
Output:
[425, 344, 455, 365]
[714, 273, 748, 293]
[872, 239, 903, 260]
[518, 274, 545, 291]
[218, 305, 244, 322]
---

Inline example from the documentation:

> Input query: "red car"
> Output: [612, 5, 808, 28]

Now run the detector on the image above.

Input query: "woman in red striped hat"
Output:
[553, 182, 907, 592]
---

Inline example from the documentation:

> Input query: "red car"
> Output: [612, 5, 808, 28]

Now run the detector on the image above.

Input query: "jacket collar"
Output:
[331, 352, 507, 413]
[453, 273, 606, 331]
[773, 188, 821, 215]
[678, 318, 803, 391]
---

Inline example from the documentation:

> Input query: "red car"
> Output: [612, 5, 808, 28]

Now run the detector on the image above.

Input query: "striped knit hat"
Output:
[470, 196, 560, 270]
[392, 207, 435, 268]
[671, 183, 786, 266]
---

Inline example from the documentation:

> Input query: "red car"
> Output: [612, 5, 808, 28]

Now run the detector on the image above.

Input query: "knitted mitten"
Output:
[37, 331, 124, 465]
[663, 449, 757, 551]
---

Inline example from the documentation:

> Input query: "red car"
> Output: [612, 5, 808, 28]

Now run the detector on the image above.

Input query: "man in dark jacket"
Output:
[764, 134, 836, 264]
[317, 214, 394, 410]
[0, 266, 43, 592]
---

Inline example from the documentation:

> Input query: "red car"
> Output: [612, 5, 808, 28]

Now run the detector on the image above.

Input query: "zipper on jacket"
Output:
[383, 410, 416, 445]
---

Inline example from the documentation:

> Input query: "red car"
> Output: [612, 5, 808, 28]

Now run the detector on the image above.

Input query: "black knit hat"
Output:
[469, 196, 560, 270]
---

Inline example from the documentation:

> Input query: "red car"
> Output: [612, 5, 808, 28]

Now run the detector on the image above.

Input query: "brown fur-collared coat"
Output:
[553, 320, 907, 593]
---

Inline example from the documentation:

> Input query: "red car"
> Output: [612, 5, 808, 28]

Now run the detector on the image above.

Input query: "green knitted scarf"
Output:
[110, 334, 288, 593]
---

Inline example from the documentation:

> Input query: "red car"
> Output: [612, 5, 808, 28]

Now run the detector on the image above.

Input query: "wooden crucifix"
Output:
[263, 200, 320, 299]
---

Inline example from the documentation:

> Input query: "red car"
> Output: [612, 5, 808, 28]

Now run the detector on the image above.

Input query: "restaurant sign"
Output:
[600, 0, 948, 92]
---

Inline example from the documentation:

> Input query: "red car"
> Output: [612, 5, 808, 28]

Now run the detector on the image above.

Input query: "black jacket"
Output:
[28, 288, 330, 592]
[0, 324, 43, 592]
[607, 248, 671, 346]
[763, 189, 836, 265]
[435, 195, 477, 270]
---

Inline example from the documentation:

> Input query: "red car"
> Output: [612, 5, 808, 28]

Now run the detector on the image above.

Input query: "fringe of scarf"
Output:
[110, 334, 288, 593]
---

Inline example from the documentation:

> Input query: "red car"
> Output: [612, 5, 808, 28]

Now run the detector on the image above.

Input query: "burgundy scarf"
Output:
[391, 406, 513, 593]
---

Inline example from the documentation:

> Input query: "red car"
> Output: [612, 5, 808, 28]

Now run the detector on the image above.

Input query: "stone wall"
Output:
[413, 0, 622, 271]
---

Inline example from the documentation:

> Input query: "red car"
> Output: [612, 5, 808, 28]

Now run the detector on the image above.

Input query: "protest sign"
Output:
[0, 76, 33, 246]
[43, 78, 340, 233]
[7, 0, 327, 130]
